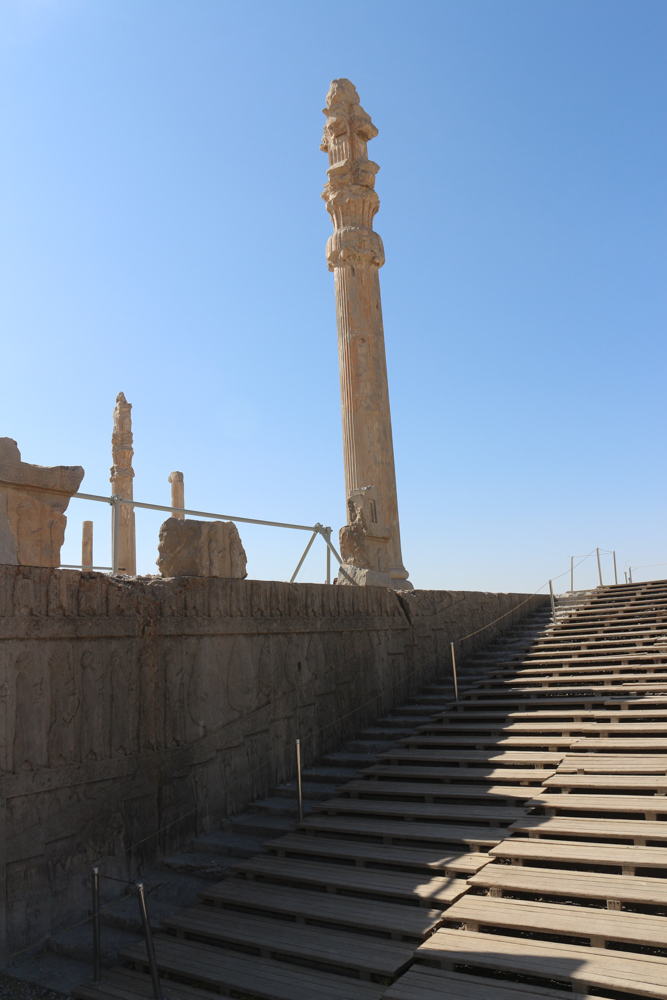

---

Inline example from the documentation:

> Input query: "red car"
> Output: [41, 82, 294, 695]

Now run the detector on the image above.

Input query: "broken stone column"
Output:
[168, 471, 185, 519]
[0, 438, 84, 567]
[321, 79, 412, 590]
[82, 520, 93, 570]
[337, 485, 392, 587]
[110, 392, 136, 575]
[156, 518, 247, 579]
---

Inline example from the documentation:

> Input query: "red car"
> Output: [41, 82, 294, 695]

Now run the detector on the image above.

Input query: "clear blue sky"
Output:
[1, 0, 665, 592]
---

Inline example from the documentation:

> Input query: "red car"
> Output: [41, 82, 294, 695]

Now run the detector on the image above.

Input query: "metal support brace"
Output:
[136, 883, 165, 1000]
[596, 547, 603, 586]
[290, 525, 321, 583]
[92, 867, 102, 984]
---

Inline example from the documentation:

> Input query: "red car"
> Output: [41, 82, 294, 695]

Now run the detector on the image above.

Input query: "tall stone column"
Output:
[110, 392, 136, 575]
[321, 79, 411, 589]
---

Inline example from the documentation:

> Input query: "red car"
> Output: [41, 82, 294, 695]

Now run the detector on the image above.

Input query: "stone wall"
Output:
[0, 565, 547, 963]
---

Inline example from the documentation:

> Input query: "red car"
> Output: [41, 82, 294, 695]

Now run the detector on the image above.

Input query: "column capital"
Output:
[321, 79, 384, 268]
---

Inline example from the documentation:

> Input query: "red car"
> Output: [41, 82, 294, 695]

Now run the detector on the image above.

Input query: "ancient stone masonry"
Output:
[338, 485, 392, 587]
[156, 517, 247, 578]
[110, 392, 136, 575]
[0, 438, 84, 567]
[321, 79, 412, 590]
[0, 564, 546, 960]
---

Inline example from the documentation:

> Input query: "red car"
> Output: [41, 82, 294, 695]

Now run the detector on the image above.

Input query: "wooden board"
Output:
[468, 863, 667, 905]
[299, 813, 508, 848]
[233, 856, 468, 906]
[508, 813, 667, 843]
[339, 779, 540, 801]
[197, 879, 444, 939]
[120, 936, 385, 1000]
[313, 797, 526, 823]
[398, 735, 575, 749]
[361, 765, 555, 783]
[161, 905, 415, 978]
[544, 774, 667, 791]
[570, 737, 667, 750]
[557, 753, 667, 774]
[489, 838, 667, 872]
[530, 792, 667, 817]
[416, 927, 667, 997]
[443, 894, 667, 949]
[417, 721, 667, 735]
[377, 749, 565, 766]
[264, 833, 492, 874]
[382, 966, 588, 1000]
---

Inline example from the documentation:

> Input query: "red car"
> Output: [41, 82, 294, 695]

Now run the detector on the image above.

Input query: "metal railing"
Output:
[59, 490, 346, 584]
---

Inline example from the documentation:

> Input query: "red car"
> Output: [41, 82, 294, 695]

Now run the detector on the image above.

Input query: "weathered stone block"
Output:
[0, 438, 84, 568]
[156, 518, 247, 579]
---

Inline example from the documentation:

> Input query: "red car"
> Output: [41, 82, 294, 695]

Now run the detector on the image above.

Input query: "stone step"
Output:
[49, 922, 142, 968]
[273, 780, 338, 800]
[192, 830, 267, 858]
[300, 765, 358, 783]
[100, 873, 208, 932]
[245, 796, 315, 818]
[160, 852, 236, 880]
[226, 812, 294, 839]
[318, 750, 381, 768]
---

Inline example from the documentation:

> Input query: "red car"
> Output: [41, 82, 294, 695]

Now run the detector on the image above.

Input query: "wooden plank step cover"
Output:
[300, 813, 507, 847]
[489, 838, 667, 871]
[468, 863, 667, 904]
[265, 833, 492, 874]
[198, 879, 445, 938]
[121, 936, 385, 1000]
[233, 857, 468, 905]
[161, 905, 414, 977]
[382, 965, 588, 1000]
[417, 927, 667, 998]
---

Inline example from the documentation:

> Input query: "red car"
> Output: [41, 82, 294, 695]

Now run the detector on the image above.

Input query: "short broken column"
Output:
[337, 485, 392, 587]
[82, 520, 93, 571]
[156, 518, 247, 579]
[168, 472, 185, 519]
[0, 437, 84, 567]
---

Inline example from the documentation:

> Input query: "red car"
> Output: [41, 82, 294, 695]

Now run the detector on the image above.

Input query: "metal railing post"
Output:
[613, 550, 618, 585]
[450, 642, 458, 703]
[596, 547, 603, 586]
[324, 527, 332, 584]
[290, 526, 320, 584]
[92, 866, 102, 984]
[295, 738, 304, 823]
[136, 883, 164, 1000]
[629, 566, 633, 583]
[549, 580, 556, 624]
[110, 496, 121, 575]
[570, 555, 574, 593]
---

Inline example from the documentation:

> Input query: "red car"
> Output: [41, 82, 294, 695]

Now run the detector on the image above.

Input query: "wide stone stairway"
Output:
[72, 579, 667, 1000]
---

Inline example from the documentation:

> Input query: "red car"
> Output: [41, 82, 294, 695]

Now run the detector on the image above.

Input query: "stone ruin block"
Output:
[157, 517, 248, 579]
[337, 485, 392, 587]
[0, 438, 84, 568]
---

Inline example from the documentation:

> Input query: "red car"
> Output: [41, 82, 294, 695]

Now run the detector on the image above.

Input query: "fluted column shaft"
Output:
[321, 78, 410, 586]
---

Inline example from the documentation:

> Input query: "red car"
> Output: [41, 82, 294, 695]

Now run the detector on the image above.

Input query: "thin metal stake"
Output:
[629, 566, 633, 584]
[596, 547, 603, 586]
[549, 580, 556, 624]
[136, 883, 164, 1000]
[295, 738, 304, 823]
[613, 550, 618, 585]
[450, 642, 458, 703]
[92, 866, 102, 984]
[570, 555, 574, 594]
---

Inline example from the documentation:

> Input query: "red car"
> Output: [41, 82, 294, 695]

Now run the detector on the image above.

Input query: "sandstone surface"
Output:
[157, 517, 247, 578]
[0, 438, 84, 567]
